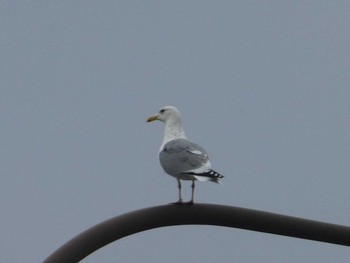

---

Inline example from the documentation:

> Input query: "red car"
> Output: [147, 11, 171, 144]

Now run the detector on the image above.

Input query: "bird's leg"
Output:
[175, 179, 183, 204]
[187, 180, 195, 205]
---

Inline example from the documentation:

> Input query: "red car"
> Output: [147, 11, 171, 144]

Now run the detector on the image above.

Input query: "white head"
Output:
[147, 106, 182, 124]
[147, 106, 187, 144]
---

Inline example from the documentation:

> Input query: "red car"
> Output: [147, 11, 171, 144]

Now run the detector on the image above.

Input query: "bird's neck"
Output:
[161, 119, 187, 149]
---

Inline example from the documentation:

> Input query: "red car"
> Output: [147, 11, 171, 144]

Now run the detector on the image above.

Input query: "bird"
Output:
[147, 106, 223, 204]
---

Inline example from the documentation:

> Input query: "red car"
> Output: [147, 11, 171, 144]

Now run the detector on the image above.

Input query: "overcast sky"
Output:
[1, 1, 350, 262]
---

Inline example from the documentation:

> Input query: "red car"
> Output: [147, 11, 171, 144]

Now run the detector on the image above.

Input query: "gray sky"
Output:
[1, 1, 350, 262]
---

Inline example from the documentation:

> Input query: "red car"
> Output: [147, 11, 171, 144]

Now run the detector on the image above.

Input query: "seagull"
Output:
[147, 106, 224, 204]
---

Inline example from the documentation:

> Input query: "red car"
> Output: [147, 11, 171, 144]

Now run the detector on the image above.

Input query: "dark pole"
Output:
[43, 204, 350, 263]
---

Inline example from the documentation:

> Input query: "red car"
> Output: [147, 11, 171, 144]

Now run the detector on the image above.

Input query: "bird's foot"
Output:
[172, 200, 184, 205]
[185, 200, 194, 205]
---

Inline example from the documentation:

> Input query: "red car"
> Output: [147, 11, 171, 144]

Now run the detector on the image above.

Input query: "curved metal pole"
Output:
[43, 204, 350, 263]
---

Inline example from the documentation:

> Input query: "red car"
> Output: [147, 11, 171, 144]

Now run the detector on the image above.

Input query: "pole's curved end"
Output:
[43, 203, 350, 263]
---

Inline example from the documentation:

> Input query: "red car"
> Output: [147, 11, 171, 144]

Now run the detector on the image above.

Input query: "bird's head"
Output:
[147, 106, 182, 124]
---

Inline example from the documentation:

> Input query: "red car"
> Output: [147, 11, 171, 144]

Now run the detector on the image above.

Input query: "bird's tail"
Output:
[188, 169, 224, 184]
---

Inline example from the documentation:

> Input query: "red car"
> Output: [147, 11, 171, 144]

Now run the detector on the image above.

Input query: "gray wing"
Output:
[159, 138, 209, 175]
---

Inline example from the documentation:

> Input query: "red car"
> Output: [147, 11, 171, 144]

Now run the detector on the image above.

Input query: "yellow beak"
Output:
[147, 115, 159, 122]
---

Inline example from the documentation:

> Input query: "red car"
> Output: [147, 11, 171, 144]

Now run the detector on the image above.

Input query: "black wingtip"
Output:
[187, 169, 224, 179]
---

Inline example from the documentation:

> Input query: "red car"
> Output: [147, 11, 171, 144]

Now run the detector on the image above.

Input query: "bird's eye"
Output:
[159, 109, 166, 114]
